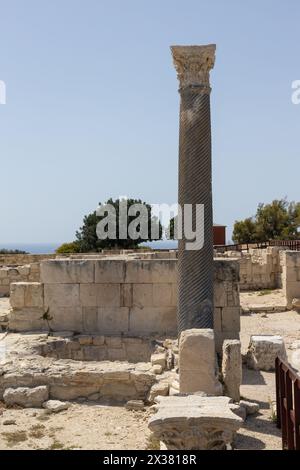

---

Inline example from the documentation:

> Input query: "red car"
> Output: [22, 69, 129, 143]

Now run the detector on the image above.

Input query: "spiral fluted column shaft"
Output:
[171, 45, 216, 335]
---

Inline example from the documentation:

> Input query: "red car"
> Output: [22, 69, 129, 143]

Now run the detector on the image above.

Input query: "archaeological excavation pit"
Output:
[0, 332, 178, 404]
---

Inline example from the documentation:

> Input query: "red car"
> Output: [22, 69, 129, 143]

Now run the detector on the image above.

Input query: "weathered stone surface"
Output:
[148, 395, 242, 450]
[247, 335, 287, 371]
[179, 329, 222, 395]
[3, 386, 49, 408]
[229, 403, 246, 421]
[42, 400, 70, 413]
[239, 400, 259, 416]
[222, 340, 242, 402]
[41, 260, 95, 284]
[292, 298, 300, 310]
[151, 353, 166, 369]
[125, 399, 145, 411]
[148, 382, 169, 403]
[151, 365, 163, 375]
[0, 336, 157, 403]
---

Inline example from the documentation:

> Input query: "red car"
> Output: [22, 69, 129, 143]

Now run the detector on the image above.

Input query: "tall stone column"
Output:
[171, 45, 216, 334]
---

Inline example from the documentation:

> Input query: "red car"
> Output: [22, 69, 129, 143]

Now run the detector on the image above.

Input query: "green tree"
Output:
[232, 217, 257, 244]
[75, 197, 163, 252]
[56, 241, 80, 254]
[232, 198, 300, 244]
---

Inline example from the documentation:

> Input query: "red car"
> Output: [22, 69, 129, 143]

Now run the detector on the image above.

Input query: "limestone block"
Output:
[78, 335, 93, 345]
[215, 331, 240, 355]
[41, 260, 94, 284]
[10, 282, 26, 308]
[18, 265, 30, 276]
[80, 283, 120, 307]
[3, 386, 49, 408]
[0, 268, 8, 279]
[179, 329, 222, 395]
[132, 283, 153, 307]
[286, 282, 300, 309]
[8, 308, 46, 332]
[44, 284, 79, 308]
[125, 260, 177, 284]
[24, 283, 44, 308]
[148, 395, 242, 450]
[92, 335, 105, 346]
[151, 365, 163, 374]
[121, 283, 132, 307]
[82, 307, 98, 333]
[94, 259, 125, 284]
[247, 335, 287, 371]
[125, 400, 145, 411]
[170, 283, 177, 307]
[292, 298, 300, 310]
[42, 400, 70, 413]
[222, 340, 242, 402]
[105, 336, 123, 348]
[147, 382, 169, 403]
[221, 307, 240, 332]
[50, 307, 83, 332]
[229, 403, 246, 421]
[151, 353, 166, 369]
[97, 307, 129, 334]
[107, 348, 127, 361]
[213, 307, 222, 332]
[239, 400, 259, 416]
[153, 283, 173, 307]
[129, 307, 177, 336]
[214, 282, 227, 307]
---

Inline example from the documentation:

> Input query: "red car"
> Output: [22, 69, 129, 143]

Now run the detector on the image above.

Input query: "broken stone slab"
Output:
[125, 400, 145, 411]
[148, 395, 242, 450]
[3, 386, 48, 408]
[222, 340, 242, 402]
[179, 329, 222, 395]
[148, 382, 169, 403]
[247, 335, 287, 371]
[151, 365, 163, 375]
[151, 353, 166, 369]
[42, 400, 70, 413]
[229, 403, 246, 421]
[239, 400, 259, 416]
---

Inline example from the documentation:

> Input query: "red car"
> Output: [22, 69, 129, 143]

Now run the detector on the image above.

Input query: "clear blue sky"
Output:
[0, 0, 299, 244]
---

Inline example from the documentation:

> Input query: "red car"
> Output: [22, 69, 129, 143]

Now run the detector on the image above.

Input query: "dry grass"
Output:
[1, 430, 28, 447]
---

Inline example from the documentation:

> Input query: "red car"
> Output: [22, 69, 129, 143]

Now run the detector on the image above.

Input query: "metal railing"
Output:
[275, 357, 300, 450]
[214, 240, 300, 253]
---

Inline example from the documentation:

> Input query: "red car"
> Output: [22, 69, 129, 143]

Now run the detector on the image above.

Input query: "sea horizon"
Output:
[0, 240, 178, 254]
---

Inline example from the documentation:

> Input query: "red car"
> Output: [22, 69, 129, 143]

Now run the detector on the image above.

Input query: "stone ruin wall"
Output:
[0, 263, 40, 297]
[216, 247, 283, 291]
[280, 250, 300, 308]
[8, 257, 241, 353]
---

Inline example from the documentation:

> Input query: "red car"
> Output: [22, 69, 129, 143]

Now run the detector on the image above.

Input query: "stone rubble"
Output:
[3, 385, 49, 408]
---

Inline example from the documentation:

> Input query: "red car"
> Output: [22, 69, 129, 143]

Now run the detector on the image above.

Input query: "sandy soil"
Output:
[0, 403, 153, 450]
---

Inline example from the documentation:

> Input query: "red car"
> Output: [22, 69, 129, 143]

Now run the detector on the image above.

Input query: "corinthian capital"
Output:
[171, 44, 216, 93]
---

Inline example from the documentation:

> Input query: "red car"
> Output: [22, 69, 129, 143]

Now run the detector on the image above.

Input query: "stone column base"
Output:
[179, 328, 222, 395]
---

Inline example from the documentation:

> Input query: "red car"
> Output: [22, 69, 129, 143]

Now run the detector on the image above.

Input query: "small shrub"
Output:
[56, 242, 80, 254]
